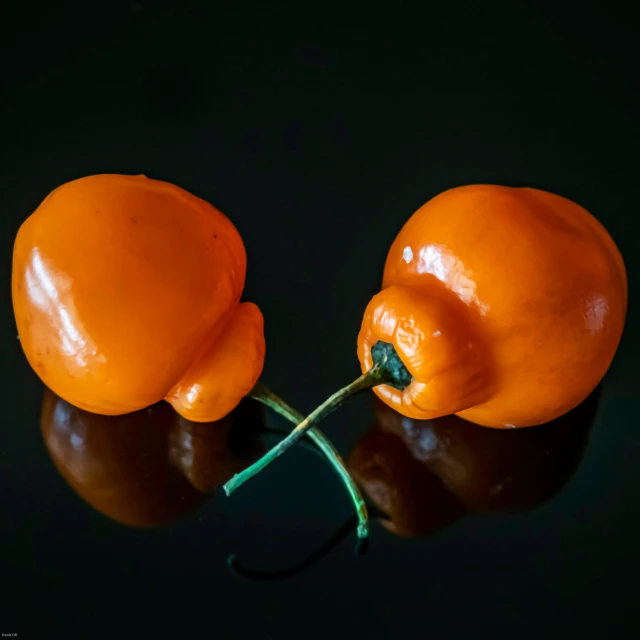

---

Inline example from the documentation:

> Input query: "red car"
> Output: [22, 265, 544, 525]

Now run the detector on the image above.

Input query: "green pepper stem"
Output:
[247, 380, 369, 540]
[225, 364, 387, 501]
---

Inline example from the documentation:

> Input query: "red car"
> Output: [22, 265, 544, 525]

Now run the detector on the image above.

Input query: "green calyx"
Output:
[370, 341, 412, 390]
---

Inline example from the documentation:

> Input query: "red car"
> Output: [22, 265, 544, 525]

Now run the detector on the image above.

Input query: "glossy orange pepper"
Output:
[358, 185, 627, 427]
[13, 174, 265, 422]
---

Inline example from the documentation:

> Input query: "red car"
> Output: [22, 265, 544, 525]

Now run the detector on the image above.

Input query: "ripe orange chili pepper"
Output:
[226, 184, 627, 494]
[358, 185, 627, 427]
[13, 174, 370, 542]
[13, 174, 263, 422]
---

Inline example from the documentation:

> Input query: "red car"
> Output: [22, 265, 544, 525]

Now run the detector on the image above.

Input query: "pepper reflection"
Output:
[40, 389, 265, 527]
[41, 385, 600, 579]
[349, 387, 601, 537]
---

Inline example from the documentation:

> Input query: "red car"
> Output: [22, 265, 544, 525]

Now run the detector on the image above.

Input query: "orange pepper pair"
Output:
[12, 175, 627, 537]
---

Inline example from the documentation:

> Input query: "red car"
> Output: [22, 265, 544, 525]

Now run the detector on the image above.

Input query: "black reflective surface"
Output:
[2, 4, 639, 639]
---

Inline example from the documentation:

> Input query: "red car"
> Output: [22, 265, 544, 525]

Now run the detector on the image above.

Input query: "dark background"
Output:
[1, 2, 639, 638]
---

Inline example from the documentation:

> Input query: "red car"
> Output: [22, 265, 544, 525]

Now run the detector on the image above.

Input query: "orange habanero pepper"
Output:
[12, 174, 370, 542]
[358, 185, 627, 427]
[225, 184, 627, 494]
[13, 174, 263, 422]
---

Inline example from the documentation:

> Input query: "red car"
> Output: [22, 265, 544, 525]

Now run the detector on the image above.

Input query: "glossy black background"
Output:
[1, 3, 639, 638]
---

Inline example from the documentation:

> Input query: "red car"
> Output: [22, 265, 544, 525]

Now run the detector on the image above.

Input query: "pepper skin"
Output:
[358, 185, 627, 427]
[13, 175, 265, 421]
[41, 390, 266, 527]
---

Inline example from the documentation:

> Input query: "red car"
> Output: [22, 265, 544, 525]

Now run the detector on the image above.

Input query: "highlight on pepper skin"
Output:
[13, 174, 265, 423]
[358, 184, 627, 428]
[40, 389, 266, 527]
[348, 389, 600, 537]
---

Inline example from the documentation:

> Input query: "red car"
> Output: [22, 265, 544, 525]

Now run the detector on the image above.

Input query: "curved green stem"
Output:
[248, 381, 369, 540]
[225, 343, 411, 499]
